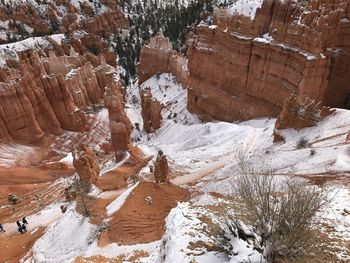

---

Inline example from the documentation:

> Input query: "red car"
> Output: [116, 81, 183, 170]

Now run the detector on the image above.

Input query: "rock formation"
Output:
[72, 143, 100, 184]
[154, 151, 170, 183]
[0, 1, 128, 44]
[0, 43, 114, 144]
[273, 94, 334, 142]
[104, 73, 132, 161]
[138, 0, 350, 122]
[138, 32, 189, 86]
[140, 88, 162, 133]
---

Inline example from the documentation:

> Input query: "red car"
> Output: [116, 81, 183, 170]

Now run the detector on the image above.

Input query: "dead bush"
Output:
[234, 171, 330, 261]
[296, 137, 311, 149]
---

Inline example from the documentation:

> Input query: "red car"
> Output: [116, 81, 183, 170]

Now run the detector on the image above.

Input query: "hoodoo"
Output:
[1, 1, 350, 262]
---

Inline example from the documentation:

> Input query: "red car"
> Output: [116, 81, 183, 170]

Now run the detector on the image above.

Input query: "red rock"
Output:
[104, 73, 132, 161]
[138, 1, 350, 122]
[273, 94, 335, 141]
[72, 143, 100, 184]
[154, 151, 170, 184]
[0, 46, 115, 143]
[110, 121, 129, 162]
[140, 88, 162, 133]
[0, 1, 128, 43]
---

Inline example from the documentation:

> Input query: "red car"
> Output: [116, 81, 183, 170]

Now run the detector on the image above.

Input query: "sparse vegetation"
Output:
[71, 178, 92, 217]
[229, 150, 331, 262]
[296, 137, 311, 149]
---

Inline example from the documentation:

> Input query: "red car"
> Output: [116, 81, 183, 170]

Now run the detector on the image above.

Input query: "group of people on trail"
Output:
[17, 217, 28, 234]
[0, 217, 29, 234]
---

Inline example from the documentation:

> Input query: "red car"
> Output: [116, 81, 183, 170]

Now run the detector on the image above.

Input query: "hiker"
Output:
[22, 217, 28, 225]
[0, 224, 5, 232]
[21, 223, 27, 233]
[17, 221, 23, 234]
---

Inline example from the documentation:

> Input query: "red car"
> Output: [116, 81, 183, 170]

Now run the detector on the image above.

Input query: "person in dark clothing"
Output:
[0, 224, 5, 232]
[16, 220, 26, 234]
[22, 217, 28, 225]
[21, 224, 27, 233]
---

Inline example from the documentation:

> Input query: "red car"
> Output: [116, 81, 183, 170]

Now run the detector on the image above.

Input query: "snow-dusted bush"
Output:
[234, 167, 330, 261]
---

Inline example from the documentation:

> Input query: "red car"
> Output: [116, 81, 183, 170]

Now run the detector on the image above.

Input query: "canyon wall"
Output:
[0, 0, 128, 44]
[138, 33, 189, 86]
[187, 0, 350, 121]
[0, 1, 131, 147]
[0, 44, 118, 144]
[138, 0, 350, 122]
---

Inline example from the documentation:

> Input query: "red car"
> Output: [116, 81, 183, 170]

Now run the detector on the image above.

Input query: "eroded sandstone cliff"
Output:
[0, 41, 120, 144]
[0, 0, 128, 44]
[138, 0, 350, 123]
[104, 73, 132, 161]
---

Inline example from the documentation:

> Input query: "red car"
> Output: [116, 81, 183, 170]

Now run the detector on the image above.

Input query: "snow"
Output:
[0, 143, 38, 167]
[141, 73, 200, 126]
[0, 34, 64, 67]
[156, 202, 265, 263]
[106, 182, 139, 216]
[323, 187, 350, 241]
[60, 152, 73, 165]
[84, 240, 160, 259]
[25, 206, 98, 263]
[217, 0, 264, 20]
[320, 187, 350, 261]
[99, 152, 130, 176]
[2, 202, 64, 236]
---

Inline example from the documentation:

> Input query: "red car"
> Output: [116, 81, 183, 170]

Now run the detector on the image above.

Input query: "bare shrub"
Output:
[231, 149, 330, 261]
[296, 137, 311, 149]
[234, 170, 330, 261]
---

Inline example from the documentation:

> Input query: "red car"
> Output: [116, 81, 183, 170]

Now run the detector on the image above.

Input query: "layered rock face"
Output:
[140, 88, 162, 133]
[72, 143, 100, 184]
[187, 0, 350, 121]
[0, 46, 116, 144]
[104, 73, 132, 161]
[138, 33, 189, 86]
[0, 0, 128, 44]
[274, 94, 334, 141]
[139, 1, 350, 123]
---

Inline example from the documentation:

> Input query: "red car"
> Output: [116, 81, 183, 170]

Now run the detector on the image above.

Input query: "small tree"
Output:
[71, 178, 91, 217]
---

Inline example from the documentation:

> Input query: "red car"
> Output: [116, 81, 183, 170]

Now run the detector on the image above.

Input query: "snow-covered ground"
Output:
[10, 72, 350, 262]
[24, 205, 98, 263]
[216, 0, 264, 20]
[151, 202, 265, 263]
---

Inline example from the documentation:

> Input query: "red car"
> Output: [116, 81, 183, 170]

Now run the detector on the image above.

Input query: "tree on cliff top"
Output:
[113, 0, 213, 84]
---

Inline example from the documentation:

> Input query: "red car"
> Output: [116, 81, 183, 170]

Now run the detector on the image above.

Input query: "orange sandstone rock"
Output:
[140, 88, 162, 133]
[72, 143, 100, 184]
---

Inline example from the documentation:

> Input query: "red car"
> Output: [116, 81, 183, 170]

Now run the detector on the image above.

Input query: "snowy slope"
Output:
[16, 70, 350, 262]
[0, 34, 64, 67]
[216, 0, 264, 19]
[152, 202, 265, 263]
[24, 206, 98, 263]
